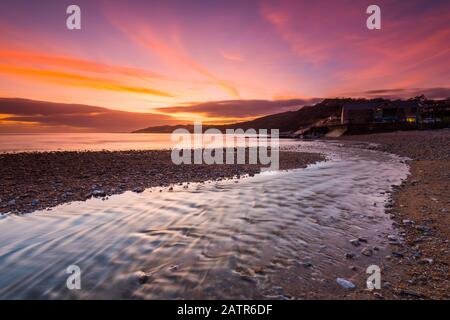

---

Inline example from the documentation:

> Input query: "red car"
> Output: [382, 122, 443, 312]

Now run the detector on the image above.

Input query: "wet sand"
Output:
[0, 150, 324, 215]
[338, 129, 450, 299]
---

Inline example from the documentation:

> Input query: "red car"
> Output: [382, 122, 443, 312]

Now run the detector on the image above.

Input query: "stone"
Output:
[8, 199, 16, 206]
[418, 258, 433, 265]
[345, 253, 355, 259]
[361, 248, 373, 256]
[399, 290, 422, 298]
[336, 278, 356, 289]
[92, 189, 106, 197]
[349, 239, 360, 246]
[135, 271, 149, 284]
[133, 187, 145, 193]
[392, 251, 404, 258]
[373, 292, 384, 299]
[31, 199, 40, 206]
[387, 235, 398, 242]
[416, 225, 432, 233]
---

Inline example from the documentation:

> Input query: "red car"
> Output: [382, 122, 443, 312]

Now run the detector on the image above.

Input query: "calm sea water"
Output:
[0, 133, 269, 152]
[0, 138, 409, 299]
[0, 133, 179, 152]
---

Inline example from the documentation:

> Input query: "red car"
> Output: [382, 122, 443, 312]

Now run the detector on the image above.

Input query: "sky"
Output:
[0, 0, 449, 131]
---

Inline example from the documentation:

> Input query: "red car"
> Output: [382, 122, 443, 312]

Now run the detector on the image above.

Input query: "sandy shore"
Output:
[339, 129, 450, 299]
[0, 150, 324, 215]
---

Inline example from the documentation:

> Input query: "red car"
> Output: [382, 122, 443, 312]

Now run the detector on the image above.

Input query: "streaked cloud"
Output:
[0, 98, 177, 132]
[154, 98, 322, 120]
[0, 64, 175, 98]
[358, 87, 450, 100]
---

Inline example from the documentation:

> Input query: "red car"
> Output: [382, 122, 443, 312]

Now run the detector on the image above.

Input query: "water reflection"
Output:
[0, 141, 409, 299]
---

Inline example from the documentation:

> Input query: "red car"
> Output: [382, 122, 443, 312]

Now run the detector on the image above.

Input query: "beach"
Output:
[338, 129, 450, 299]
[0, 150, 324, 215]
[0, 131, 448, 299]
[0, 140, 408, 299]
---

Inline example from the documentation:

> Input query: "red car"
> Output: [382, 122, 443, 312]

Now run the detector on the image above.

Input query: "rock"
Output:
[133, 187, 145, 193]
[392, 251, 404, 258]
[418, 258, 433, 265]
[253, 266, 264, 274]
[345, 253, 355, 259]
[92, 189, 106, 197]
[373, 292, 384, 299]
[358, 237, 368, 243]
[361, 248, 373, 256]
[399, 290, 422, 298]
[387, 235, 398, 242]
[336, 278, 356, 289]
[135, 271, 149, 284]
[412, 237, 424, 244]
[7, 199, 16, 206]
[169, 265, 178, 271]
[301, 262, 313, 268]
[416, 225, 432, 233]
[31, 199, 40, 206]
[402, 219, 415, 225]
[416, 225, 431, 233]
[388, 234, 402, 245]
[349, 239, 361, 246]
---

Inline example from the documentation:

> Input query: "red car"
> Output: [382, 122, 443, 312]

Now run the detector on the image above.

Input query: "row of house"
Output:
[340, 99, 449, 125]
[297, 97, 450, 137]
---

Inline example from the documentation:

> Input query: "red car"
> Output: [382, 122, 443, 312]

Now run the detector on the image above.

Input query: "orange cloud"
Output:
[0, 64, 175, 98]
[106, 13, 241, 98]
[0, 49, 167, 81]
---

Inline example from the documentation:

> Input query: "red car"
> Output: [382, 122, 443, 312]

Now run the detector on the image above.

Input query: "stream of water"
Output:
[0, 141, 409, 299]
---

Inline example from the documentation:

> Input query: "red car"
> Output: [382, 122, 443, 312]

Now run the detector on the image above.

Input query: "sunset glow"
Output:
[0, 0, 449, 131]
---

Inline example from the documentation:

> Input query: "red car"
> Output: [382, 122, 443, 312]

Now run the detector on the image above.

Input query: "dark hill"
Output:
[133, 99, 346, 133]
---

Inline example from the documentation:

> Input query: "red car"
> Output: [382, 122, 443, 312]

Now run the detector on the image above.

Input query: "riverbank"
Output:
[338, 129, 450, 299]
[0, 150, 324, 215]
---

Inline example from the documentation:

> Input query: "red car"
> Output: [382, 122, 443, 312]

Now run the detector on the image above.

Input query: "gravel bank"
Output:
[0, 150, 324, 215]
[339, 129, 450, 299]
